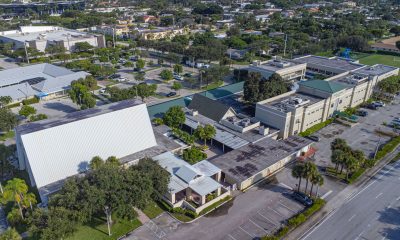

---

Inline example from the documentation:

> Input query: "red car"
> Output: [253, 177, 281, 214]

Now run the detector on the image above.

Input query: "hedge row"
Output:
[375, 136, 400, 161]
[22, 97, 39, 105]
[262, 198, 326, 240]
[299, 118, 334, 137]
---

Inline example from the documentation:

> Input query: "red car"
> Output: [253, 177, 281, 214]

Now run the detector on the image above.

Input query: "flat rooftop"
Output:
[294, 55, 364, 72]
[209, 136, 313, 183]
[251, 59, 304, 72]
[1, 27, 95, 42]
[262, 92, 324, 113]
[16, 100, 143, 135]
[330, 73, 369, 87]
[353, 64, 399, 77]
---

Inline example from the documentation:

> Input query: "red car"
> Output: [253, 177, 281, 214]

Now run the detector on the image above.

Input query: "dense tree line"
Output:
[27, 158, 170, 240]
[243, 72, 291, 103]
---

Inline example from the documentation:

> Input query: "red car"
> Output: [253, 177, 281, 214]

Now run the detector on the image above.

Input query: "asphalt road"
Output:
[303, 160, 400, 240]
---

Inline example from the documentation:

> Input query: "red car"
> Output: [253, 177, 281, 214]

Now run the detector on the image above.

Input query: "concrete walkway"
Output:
[134, 207, 150, 224]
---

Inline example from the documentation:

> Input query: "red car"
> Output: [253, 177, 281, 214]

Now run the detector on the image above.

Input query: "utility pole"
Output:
[112, 25, 116, 48]
[283, 34, 288, 57]
[24, 41, 30, 64]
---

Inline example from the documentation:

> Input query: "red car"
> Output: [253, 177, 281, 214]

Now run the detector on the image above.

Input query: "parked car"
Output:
[356, 110, 368, 117]
[291, 191, 313, 206]
[184, 73, 192, 77]
[115, 77, 128, 82]
[373, 101, 385, 107]
[366, 104, 378, 110]
[109, 74, 121, 79]
[99, 88, 106, 94]
[96, 76, 106, 81]
[166, 92, 177, 97]
[129, 56, 138, 61]
[307, 135, 320, 142]
[174, 75, 184, 81]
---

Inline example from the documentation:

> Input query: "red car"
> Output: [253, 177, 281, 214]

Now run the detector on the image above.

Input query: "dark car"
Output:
[366, 104, 378, 110]
[307, 135, 320, 142]
[109, 74, 121, 79]
[357, 110, 368, 117]
[291, 191, 313, 206]
[166, 92, 177, 97]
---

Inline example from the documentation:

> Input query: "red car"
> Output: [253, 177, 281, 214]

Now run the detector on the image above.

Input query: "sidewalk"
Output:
[286, 147, 400, 240]
[134, 207, 150, 224]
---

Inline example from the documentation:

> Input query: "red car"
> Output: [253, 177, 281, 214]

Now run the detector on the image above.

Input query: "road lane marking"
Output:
[228, 234, 237, 240]
[348, 214, 356, 222]
[376, 193, 383, 199]
[321, 190, 333, 199]
[239, 226, 255, 237]
[249, 218, 269, 234]
[300, 208, 338, 239]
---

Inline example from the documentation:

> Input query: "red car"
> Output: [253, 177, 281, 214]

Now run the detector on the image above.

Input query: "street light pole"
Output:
[24, 41, 30, 64]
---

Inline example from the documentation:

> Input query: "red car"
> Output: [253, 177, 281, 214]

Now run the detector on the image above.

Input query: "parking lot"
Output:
[127, 182, 306, 240]
[312, 99, 400, 168]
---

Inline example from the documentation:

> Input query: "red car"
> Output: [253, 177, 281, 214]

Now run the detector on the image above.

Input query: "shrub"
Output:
[22, 97, 39, 105]
[172, 128, 196, 145]
[172, 207, 185, 214]
[182, 147, 207, 164]
[184, 210, 198, 218]
[287, 213, 306, 228]
[29, 114, 48, 122]
[299, 118, 334, 137]
[375, 136, 400, 161]
[158, 200, 173, 212]
[153, 118, 164, 126]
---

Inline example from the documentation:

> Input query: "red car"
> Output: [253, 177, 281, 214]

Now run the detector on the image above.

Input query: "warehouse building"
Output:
[0, 26, 105, 52]
[15, 100, 167, 201]
[0, 63, 89, 103]
[209, 136, 313, 190]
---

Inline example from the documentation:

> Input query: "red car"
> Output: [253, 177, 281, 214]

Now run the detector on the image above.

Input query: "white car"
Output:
[99, 89, 106, 94]
[116, 77, 128, 82]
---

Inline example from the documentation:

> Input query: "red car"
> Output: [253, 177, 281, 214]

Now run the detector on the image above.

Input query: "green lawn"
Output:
[358, 54, 400, 68]
[66, 216, 141, 240]
[142, 201, 164, 219]
[202, 81, 223, 90]
[0, 130, 15, 141]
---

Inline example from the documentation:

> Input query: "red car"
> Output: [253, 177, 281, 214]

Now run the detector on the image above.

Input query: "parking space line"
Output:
[228, 234, 237, 240]
[249, 218, 269, 234]
[321, 190, 332, 199]
[239, 226, 255, 237]
[257, 211, 278, 226]
[279, 201, 296, 213]
[268, 206, 285, 217]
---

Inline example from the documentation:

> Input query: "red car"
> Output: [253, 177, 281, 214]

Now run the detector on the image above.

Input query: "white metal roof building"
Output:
[0, 63, 89, 102]
[15, 100, 157, 199]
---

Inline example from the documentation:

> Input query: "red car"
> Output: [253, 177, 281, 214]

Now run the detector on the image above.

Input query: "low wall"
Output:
[193, 189, 231, 214]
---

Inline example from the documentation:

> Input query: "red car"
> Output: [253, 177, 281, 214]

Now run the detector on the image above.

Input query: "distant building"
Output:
[371, 36, 400, 54]
[131, 27, 188, 40]
[248, 57, 307, 82]
[91, 24, 130, 37]
[0, 63, 89, 103]
[0, 26, 105, 52]
[226, 48, 248, 60]
[0, 1, 85, 16]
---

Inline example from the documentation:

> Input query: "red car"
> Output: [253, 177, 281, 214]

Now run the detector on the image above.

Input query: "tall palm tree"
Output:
[310, 172, 324, 196]
[1, 178, 29, 219]
[344, 155, 359, 181]
[291, 164, 304, 192]
[330, 138, 348, 151]
[352, 149, 366, 167]
[314, 174, 324, 197]
[331, 149, 345, 173]
[302, 161, 317, 194]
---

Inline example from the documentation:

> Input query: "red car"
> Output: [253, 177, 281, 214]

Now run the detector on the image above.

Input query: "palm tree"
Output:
[314, 174, 324, 197]
[310, 172, 324, 196]
[344, 155, 359, 181]
[302, 161, 317, 194]
[331, 138, 348, 151]
[0, 228, 21, 240]
[194, 124, 216, 146]
[291, 164, 304, 192]
[22, 192, 37, 211]
[331, 149, 345, 174]
[352, 149, 366, 167]
[1, 178, 28, 219]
